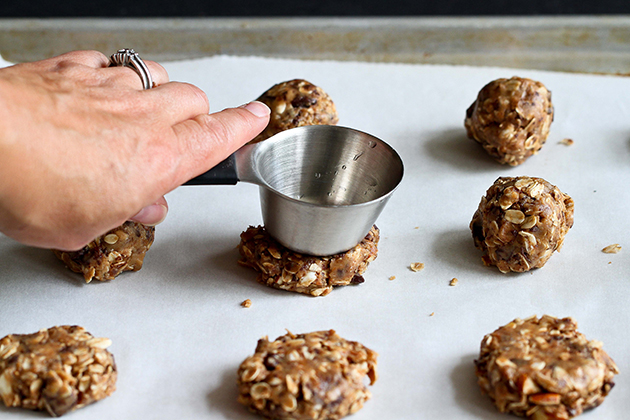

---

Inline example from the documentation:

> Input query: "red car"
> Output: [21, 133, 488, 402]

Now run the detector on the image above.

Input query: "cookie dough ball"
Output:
[475, 315, 618, 419]
[250, 79, 339, 143]
[465, 76, 554, 166]
[237, 330, 377, 420]
[53, 221, 155, 283]
[238, 225, 379, 297]
[0, 326, 117, 417]
[471, 176, 574, 273]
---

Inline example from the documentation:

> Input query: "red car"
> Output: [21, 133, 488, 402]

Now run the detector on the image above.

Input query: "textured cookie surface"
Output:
[238, 225, 379, 296]
[465, 76, 553, 166]
[475, 315, 618, 419]
[470, 176, 573, 273]
[237, 330, 377, 420]
[0, 326, 117, 417]
[54, 221, 155, 283]
[250, 79, 338, 143]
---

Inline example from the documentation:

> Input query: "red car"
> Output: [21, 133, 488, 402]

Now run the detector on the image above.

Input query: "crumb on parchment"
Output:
[410, 263, 425, 272]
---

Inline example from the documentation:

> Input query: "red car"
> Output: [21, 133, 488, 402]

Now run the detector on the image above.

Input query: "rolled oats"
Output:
[601, 244, 621, 254]
[238, 225, 379, 297]
[475, 315, 618, 419]
[53, 221, 154, 283]
[409, 262, 425, 272]
[470, 176, 574, 273]
[237, 330, 377, 420]
[0, 326, 117, 417]
[465, 77, 554, 166]
[249, 79, 339, 144]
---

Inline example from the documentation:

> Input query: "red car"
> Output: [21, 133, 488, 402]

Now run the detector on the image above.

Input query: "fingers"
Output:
[105, 60, 170, 89]
[144, 81, 210, 122]
[169, 101, 270, 187]
[51, 50, 170, 89]
[129, 196, 169, 226]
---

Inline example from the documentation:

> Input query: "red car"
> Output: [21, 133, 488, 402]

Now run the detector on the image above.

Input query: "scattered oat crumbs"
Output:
[388, 276, 396, 281]
[559, 138, 574, 146]
[241, 299, 252, 308]
[449, 278, 459, 286]
[414, 226, 419, 229]
[410, 262, 425, 272]
[602, 244, 622, 254]
[429, 312, 435, 317]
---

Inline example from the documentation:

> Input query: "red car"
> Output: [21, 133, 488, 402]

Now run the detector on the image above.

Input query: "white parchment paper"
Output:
[1, 55, 629, 419]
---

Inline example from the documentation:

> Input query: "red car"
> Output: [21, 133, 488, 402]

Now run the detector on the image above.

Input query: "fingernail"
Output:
[130, 204, 168, 226]
[242, 101, 271, 118]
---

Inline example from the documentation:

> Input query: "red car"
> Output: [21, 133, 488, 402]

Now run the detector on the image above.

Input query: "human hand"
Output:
[0, 50, 270, 250]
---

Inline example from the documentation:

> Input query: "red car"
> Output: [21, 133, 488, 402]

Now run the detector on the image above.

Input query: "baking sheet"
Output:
[1, 55, 629, 419]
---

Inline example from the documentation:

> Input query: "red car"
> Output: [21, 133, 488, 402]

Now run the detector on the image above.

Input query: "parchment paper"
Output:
[1, 55, 629, 419]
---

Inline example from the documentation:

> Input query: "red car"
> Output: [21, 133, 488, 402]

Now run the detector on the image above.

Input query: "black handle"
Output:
[183, 153, 239, 185]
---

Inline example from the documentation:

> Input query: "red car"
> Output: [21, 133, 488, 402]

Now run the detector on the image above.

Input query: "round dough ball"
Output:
[465, 76, 553, 166]
[470, 176, 574, 273]
[475, 315, 618, 419]
[237, 330, 377, 420]
[250, 79, 339, 143]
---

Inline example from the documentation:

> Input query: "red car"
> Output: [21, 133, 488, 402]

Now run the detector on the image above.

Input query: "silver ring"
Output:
[108, 48, 154, 90]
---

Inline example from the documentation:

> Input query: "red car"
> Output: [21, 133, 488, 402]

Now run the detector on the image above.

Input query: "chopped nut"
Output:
[602, 244, 621, 254]
[241, 299, 252, 308]
[449, 278, 458, 286]
[410, 262, 425, 272]
[529, 393, 561, 406]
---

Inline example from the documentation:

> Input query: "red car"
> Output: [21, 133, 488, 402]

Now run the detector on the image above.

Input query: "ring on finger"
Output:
[108, 48, 154, 90]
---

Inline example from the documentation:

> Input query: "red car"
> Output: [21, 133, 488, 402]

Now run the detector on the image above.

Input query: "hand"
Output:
[0, 50, 270, 250]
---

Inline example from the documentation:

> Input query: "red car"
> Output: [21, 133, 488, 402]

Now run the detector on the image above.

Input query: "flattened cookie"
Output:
[54, 221, 155, 283]
[471, 176, 574, 273]
[475, 315, 618, 419]
[465, 76, 553, 166]
[238, 330, 377, 420]
[238, 225, 379, 297]
[250, 79, 339, 143]
[0, 326, 117, 417]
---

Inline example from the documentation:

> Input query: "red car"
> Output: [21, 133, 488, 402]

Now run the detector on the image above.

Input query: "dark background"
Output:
[2, 0, 630, 17]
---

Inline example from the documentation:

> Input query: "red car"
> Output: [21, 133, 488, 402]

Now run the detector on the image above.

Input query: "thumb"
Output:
[171, 101, 270, 187]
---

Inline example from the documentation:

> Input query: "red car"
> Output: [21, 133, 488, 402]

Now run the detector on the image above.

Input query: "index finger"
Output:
[168, 102, 270, 188]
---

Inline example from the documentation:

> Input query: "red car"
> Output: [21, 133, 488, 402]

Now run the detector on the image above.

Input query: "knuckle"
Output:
[179, 82, 209, 112]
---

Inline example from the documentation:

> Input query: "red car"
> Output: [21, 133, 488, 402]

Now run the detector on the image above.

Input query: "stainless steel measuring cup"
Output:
[185, 125, 404, 256]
